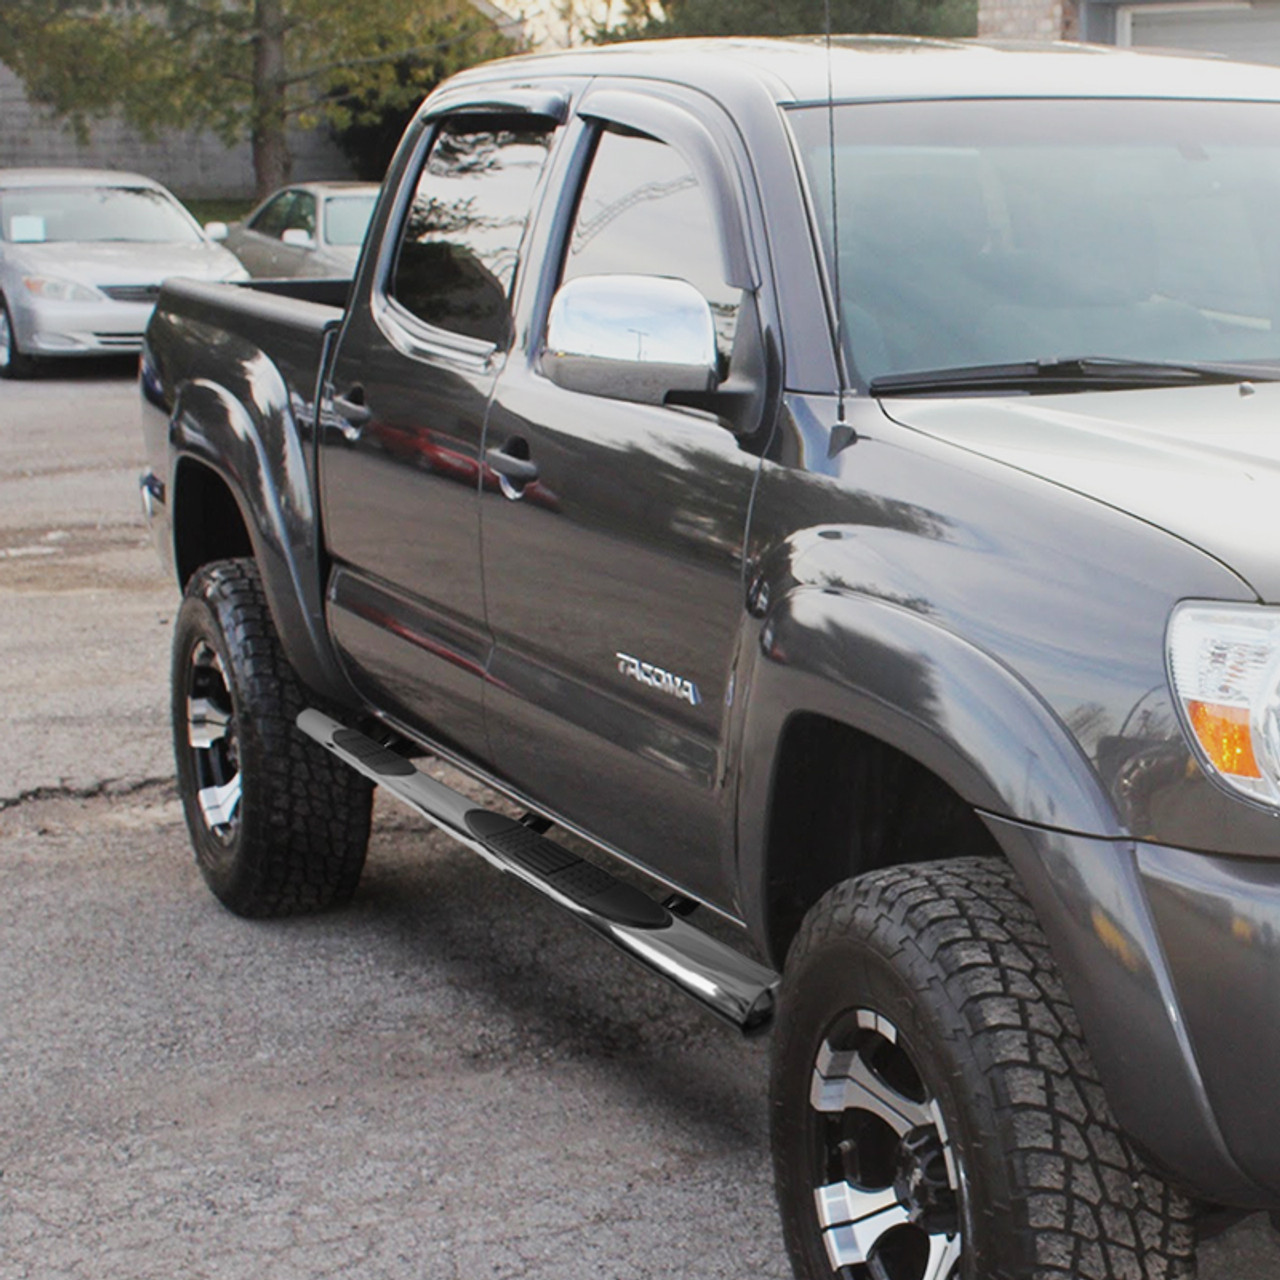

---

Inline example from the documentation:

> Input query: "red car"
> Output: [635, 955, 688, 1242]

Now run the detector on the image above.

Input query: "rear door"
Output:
[479, 92, 775, 904]
[319, 104, 562, 761]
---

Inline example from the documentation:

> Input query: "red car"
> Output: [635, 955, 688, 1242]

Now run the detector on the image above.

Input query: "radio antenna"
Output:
[824, 1, 856, 449]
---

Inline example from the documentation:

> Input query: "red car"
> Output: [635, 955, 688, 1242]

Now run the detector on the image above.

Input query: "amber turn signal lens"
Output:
[1187, 700, 1262, 779]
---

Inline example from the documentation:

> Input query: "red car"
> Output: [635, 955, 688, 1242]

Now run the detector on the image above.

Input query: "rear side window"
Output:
[390, 115, 555, 344]
[561, 127, 742, 360]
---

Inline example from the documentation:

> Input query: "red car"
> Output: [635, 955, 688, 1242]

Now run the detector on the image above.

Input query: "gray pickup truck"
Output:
[140, 35, 1280, 1280]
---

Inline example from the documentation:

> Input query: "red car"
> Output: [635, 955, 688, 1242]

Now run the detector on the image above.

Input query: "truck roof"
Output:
[443, 35, 1280, 107]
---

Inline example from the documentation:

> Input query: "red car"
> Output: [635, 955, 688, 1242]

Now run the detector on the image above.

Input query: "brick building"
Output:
[979, 0, 1078, 39]
[0, 1, 635, 200]
[979, 0, 1280, 63]
[0, 62, 351, 199]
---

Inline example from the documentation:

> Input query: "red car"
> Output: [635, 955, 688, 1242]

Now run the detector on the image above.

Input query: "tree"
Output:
[0, 1, 517, 197]
[603, 0, 976, 40]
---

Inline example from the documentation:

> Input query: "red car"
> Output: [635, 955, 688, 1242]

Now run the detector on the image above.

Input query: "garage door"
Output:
[1119, 3, 1280, 66]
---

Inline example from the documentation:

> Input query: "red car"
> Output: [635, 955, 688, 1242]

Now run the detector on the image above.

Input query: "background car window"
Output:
[325, 195, 377, 247]
[390, 115, 555, 344]
[249, 192, 297, 239]
[0, 186, 200, 244]
[561, 127, 741, 360]
[285, 192, 317, 239]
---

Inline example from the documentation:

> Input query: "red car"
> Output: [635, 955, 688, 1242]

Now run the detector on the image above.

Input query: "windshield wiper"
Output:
[869, 356, 1280, 397]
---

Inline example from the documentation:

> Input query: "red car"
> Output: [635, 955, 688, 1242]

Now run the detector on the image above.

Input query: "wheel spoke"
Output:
[197, 776, 241, 829]
[921, 1230, 963, 1280]
[188, 696, 232, 748]
[814, 1180, 911, 1268]
[815, 1180, 901, 1229]
[811, 1040, 933, 1134]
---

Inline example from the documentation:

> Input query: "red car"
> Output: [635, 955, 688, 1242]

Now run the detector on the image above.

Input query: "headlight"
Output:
[1167, 602, 1280, 806]
[22, 275, 102, 303]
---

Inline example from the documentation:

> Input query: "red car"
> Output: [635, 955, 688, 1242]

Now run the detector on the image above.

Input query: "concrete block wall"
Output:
[0, 63, 354, 199]
[978, 0, 1079, 39]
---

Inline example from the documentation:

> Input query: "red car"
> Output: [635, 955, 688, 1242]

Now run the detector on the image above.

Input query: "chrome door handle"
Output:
[485, 446, 539, 484]
[332, 393, 371, 427]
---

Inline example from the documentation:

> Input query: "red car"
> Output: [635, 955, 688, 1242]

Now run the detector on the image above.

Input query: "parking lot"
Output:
[1, 364, 1278, 1279]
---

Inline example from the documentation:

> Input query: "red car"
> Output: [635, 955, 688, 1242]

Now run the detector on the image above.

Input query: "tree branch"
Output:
[283, 25, 489, 86]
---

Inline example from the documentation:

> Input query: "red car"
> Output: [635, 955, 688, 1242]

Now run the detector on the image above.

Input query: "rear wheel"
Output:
[771, 858, 1197, 1280]
[0, 297, 36, 379]
[172, 558, 373, 917]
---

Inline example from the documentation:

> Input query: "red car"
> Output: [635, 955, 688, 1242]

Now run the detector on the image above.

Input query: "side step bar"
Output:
[298, 710, 779, 1035]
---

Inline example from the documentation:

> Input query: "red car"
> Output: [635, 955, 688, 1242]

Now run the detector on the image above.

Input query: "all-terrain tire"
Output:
[771, 857, 1197, 1280]
[171, 557, 373, 917]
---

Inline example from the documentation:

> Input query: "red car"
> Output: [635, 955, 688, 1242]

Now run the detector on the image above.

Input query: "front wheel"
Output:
[771, 858, 1196, 1280]
[172, 558, 373, 917]
[0, 296, 36, 379]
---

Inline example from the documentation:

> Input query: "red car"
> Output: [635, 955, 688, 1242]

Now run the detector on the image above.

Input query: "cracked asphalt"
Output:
[1, 363, 1278, 1279]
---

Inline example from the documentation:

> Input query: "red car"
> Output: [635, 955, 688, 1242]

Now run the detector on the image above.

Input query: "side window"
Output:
[390, 114, 555, 345]
[562, 127, 742, 360]
[284, 192, 317, 238]
[249, 192, 296, 239]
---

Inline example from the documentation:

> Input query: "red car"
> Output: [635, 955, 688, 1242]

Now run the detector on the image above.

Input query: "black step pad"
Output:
[465, 810, 670, 930]
[332, 728, 417, 777]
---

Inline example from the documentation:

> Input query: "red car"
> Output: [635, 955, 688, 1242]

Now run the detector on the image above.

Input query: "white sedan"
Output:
[0, 168, 247, 378]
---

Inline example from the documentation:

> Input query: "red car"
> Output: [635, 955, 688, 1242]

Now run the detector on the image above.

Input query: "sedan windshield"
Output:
[790, 99, 1280, 389]
[0, 186, 201, 245]
[324, 194, 377, 247]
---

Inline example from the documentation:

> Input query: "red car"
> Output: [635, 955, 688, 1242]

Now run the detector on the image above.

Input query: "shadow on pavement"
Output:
[20, 354, 140, 382]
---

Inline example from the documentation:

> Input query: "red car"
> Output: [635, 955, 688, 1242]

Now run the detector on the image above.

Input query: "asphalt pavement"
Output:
[1, 363, 1277, 1279]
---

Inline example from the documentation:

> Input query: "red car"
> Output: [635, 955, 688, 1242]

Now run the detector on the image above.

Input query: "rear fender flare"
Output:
[167, 375, 349, 702]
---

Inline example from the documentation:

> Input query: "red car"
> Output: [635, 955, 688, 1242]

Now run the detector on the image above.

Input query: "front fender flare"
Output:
[736, 586, 1123, 938]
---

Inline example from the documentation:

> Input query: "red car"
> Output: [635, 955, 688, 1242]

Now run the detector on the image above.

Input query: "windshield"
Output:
[790, 99, 1280, 388]
[324, 194, 376, 247]
[0, 186, 201, 245]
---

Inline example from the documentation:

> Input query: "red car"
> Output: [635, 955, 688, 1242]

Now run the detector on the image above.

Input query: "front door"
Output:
[480, 114, 770, 904]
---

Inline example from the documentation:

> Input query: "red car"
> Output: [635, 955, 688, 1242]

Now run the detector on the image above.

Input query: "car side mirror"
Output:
[281, 228, 315, 249]
[204, 221, 229, 242]
[541, 274, 719, 405]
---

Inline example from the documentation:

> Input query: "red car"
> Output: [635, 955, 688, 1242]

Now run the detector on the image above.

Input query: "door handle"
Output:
[329, 386, 371, 442]
[485, 445, 539, 485]
[332, 392, 371, 427]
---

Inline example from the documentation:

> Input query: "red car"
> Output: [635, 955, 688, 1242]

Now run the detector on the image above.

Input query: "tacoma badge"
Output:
[615, 652, 701, 706]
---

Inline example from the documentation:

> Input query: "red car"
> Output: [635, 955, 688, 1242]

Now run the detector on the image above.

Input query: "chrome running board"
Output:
[298, 709, 778, 1034]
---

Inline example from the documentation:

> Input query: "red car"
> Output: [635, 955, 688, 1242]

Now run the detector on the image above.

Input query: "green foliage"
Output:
[181, 197, 256, 226]
[0, 1, 514, 188]
[605, 0, 977, 40]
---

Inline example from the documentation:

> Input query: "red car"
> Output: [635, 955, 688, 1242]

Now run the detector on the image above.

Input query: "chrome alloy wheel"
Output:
[0, 306, 12, 370]
[185, 641, 242, 838]
[809, 1009, 962, 1280]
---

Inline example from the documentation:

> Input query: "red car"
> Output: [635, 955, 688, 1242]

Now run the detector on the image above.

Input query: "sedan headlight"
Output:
[1167, 602, 1280, 806]
[22, 275, 103, 303]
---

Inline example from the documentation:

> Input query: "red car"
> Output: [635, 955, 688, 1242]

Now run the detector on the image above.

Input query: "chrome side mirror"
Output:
[281, 228, 316, 249]
[541, 274, 719, 405]
[204, 220, 229, 242]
